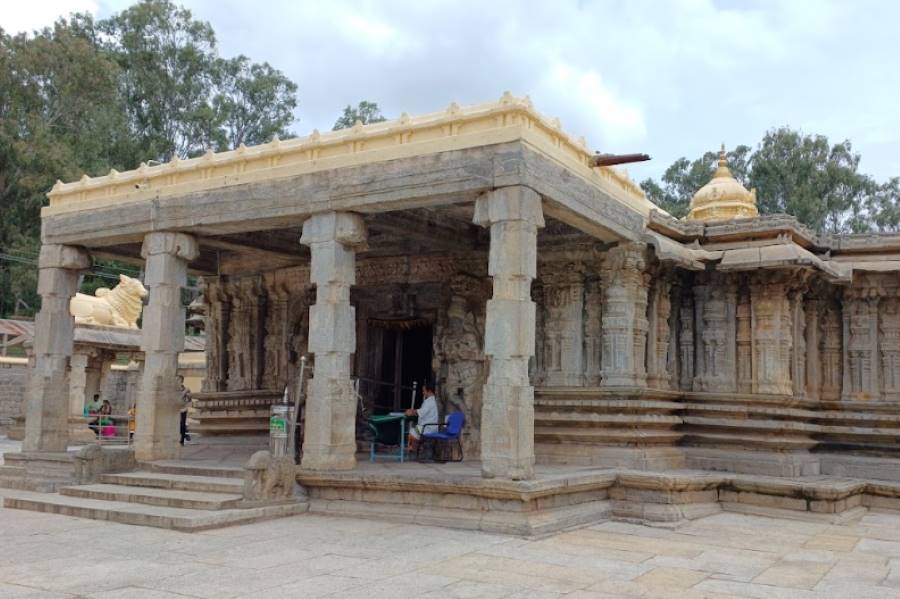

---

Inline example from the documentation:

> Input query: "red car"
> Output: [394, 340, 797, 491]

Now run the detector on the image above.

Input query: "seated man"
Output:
[405, 383, 439, 451]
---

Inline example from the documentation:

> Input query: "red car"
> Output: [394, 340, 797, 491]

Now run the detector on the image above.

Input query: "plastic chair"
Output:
[419, 412, 465, 462]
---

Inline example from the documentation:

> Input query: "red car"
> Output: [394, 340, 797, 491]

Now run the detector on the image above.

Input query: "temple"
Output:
[8, 94, 900, 534]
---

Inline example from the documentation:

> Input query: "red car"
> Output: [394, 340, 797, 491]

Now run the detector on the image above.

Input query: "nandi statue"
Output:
[69, 274, 147, 329]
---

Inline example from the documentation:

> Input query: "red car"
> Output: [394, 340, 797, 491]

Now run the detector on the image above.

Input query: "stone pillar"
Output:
[263, 271, 291, 391]
[842, 289, 881, 401]
[678, 290, 695, 390]
[68, 352, 91, 418]
[24, 244, 90, 452]
[300, 211, 367, 471]
[540, 263, 585, 387]
[881, 297, 900, 400]
[693, 274, 737, 392]
[599, 243, 649, 388]
[736, 284, 753, 393]
[203, 278, 230, 392]
[134, 232, 198, 462]
[804, 298, 823, 401]
[820, 301, 843, 401]
[791, 289, 807, 399]
[583, 276, 603, 386]
[473, 186, 544, 480]
[646, 271, 673, 390]
[750, 272, 793, 395]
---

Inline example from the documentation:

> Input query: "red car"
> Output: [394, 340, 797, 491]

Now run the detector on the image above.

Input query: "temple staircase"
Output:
[0, 462, 308, 531]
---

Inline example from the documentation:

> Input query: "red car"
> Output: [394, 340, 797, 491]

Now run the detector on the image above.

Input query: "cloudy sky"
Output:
[4, 0, 899, 184]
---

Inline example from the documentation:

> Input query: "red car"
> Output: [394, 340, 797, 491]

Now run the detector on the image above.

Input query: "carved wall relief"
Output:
[843, 290, 880, 401]
[820, 301, 843, 401]
[583, 276, 603, 386]
[881, 297, 900, 400]
[678, 289, 695, 391]
[646, 269, 673, 390]
[791, 288, 807, 399]
[736, 283, 753, 393]
[804, 297, 823, 401]
[694, 274, 737, 392]
[203, 278, 230, 392]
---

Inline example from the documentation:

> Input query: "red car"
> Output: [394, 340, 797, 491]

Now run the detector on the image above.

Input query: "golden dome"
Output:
[686, 145, 758, 222]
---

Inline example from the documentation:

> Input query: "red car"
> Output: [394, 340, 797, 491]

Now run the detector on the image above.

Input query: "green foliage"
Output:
[333, 100, 387, 130]
[0, 0, 300, 318]
[641, 129, 894, 234]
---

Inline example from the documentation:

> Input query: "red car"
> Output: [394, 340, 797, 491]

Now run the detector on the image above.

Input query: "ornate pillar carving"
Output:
[678, 289, 695, 390]
[750, 271, 793, 395]
[599, 242, 650, 388]
[842, 281, 881, 401]
[473, 186, 544, 480]
[203, 278, 231, 392]
[263, 270, 292, 391]
[804, 297, 823, 401]
[225, 278, 249, 391]
[540, 261, 585, 387]
[820, 301, 843, 401]
[300, 211, 367, 470]
[881, 296, 900, 400]
[583, 275, 603, 386]
[694, 274, 737, 392]
[135, 232, 198, 461]
[646, 270, 673, 390]
[24, 244, 90, 452]
[736, 282, 753, 393]
[791, 288, 807, 399]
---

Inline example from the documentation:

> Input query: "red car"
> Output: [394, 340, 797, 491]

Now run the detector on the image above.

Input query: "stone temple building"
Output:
[9, 95, 900, 534]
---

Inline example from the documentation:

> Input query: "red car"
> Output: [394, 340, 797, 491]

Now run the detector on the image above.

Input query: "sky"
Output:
[3, 0, 899, 185]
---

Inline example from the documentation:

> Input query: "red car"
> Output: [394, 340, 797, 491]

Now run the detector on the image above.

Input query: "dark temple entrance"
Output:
[365, 320, 433, 414]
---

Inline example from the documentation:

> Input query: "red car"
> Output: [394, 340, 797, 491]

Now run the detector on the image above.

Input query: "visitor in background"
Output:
[87, 393, 102, 437]
[98, 399, 115, 438]
[127, 405, 136, 440]
[405, 382, 439, 452]
[179, 375, 192, 445]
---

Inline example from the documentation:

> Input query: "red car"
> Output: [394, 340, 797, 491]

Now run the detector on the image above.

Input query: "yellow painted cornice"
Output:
[43, 92, 653, 217]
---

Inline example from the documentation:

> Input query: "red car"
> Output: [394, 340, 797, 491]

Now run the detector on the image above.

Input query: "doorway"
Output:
[371, 322, 433, 414]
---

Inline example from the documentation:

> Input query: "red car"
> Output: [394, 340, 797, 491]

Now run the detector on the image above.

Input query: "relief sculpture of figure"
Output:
[69, 274, 147, 329]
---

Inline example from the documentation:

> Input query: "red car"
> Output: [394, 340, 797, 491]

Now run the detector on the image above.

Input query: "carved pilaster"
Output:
[843, 281, 881, 401]
[694, 274, 737, 392]
[881, 296, 900, 400]
[791, 288, 807, 399]
[646, 270, 673, 390]
[540, 262, 585, 387]
[750, 272, 793, 395]
[678, 290, 695, 391]
[263, 270, 293, 391]
[736, 282, 752, 393]
[583, 276, 603, 386]
[599, 242, 649, 388]
[203, 278, 231, 392]
[804, 297, 823, 401]
[820, 301, 843, 401]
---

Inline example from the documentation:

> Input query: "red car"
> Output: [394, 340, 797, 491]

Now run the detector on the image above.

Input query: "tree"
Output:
[333, 100, 387, 130]
[749, 128, 875, 233]
[640, 146, 751, 219]
[869, 178, 900, 232]
[212, 55, 297, 149]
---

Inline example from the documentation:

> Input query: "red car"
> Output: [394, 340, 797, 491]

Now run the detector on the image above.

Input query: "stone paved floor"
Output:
[4, 497, 900, 597]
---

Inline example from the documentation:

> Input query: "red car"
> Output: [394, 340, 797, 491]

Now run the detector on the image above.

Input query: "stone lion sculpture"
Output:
[69, 274, 147, 329]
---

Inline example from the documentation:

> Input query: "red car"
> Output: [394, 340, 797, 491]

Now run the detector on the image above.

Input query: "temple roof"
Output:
[43, 93, 654, 218]
[686, 145, 759, 222]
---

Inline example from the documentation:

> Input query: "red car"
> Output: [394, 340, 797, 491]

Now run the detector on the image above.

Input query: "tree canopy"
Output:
[640, 128, 896, 233]
[0, 0, 299, 318]
[332, 100, 387, 130]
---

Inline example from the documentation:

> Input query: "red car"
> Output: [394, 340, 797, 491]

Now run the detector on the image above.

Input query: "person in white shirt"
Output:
[405, 383, 439, 451]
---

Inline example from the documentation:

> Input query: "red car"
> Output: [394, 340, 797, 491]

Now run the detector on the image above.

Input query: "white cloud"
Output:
[0, 0, 98, 34]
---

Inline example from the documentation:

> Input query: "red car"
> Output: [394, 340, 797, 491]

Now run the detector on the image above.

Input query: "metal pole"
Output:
[409, 380, 418, 411]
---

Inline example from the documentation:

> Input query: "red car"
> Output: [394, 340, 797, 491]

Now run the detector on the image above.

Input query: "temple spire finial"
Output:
[719, 143, 727, 167]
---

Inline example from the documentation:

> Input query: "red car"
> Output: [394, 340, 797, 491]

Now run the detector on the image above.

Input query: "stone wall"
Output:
[0, 358, 28, 430]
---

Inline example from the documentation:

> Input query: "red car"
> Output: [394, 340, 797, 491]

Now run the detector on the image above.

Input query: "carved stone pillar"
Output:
[750, 272, 793, 395]
[540, 263, 585, 387]
[263, 270, 292, 391]
[203, 278, 230, 392]
[68, 352, 91, 419]
[226, 278, 250, 391]
[583, 276, 603, 386]
[473, 186, 544, 480]
[599, 242, 649, 388]
[300, 211, 367, 471]
[678, 291, 695, 390]
[24, 244, 90, 452]
[791, 289, 807, 399]
[804, 297, 823, 401]
[842, 288, 881, 401]
[736, 284, 753, 393]
[646, 271, 673, 390]
[135, 232, 198, 461]
[694, 274, 737, 392]
[820, 302, 843, 401]
[881, 297, 900, 400]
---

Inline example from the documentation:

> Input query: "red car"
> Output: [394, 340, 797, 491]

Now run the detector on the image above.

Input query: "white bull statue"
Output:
[69, 274, 148, 329]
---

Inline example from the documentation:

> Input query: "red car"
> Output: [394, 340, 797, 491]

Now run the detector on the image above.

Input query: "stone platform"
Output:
[297, 461, 900, 536]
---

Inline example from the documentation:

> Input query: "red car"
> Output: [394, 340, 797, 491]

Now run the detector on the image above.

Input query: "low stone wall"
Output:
[0, 357, 28, 431]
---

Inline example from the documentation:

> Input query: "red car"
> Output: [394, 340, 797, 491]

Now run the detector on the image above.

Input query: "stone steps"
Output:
[1, 489, 307, 532]
[100, 471, 244, 494]
[145, 461, 245, 479]
[60, 483, 244, 510]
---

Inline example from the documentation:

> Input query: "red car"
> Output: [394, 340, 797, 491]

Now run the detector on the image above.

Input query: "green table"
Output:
[368, 413, 408, 463]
